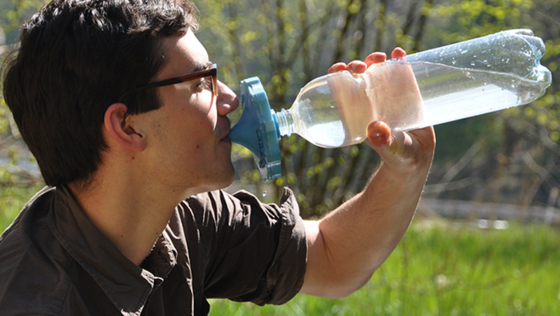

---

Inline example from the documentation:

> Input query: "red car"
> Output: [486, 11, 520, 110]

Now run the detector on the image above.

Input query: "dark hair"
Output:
[2, 0, 198, 187]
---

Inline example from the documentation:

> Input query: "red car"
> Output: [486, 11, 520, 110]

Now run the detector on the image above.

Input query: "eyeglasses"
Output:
[134, 62, 218, 97]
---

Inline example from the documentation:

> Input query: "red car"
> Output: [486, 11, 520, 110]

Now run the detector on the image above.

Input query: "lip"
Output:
[218, 125, 231, 142]
[218, 118, 231, 142]
[220, 136, 232, 144]
[218, 128, 232, 145]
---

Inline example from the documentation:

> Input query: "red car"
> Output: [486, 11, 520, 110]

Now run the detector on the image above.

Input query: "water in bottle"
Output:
[228, 29, 552, 180]
[273, 29, 551, 148]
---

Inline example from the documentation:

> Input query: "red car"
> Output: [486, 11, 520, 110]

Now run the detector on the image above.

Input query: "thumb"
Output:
[366, 121, 392, 149]
[366, 121, 408, 164]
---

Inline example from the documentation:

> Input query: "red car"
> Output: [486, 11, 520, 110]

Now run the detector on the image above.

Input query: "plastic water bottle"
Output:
[228, 29, 551, 181]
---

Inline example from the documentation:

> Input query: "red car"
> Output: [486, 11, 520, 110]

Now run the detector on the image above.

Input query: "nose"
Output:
[216, 80, 239, 116]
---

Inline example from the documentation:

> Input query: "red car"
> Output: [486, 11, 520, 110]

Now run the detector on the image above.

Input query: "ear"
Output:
[104, 103, 147, 151]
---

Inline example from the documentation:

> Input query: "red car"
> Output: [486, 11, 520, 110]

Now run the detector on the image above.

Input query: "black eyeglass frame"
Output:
[134, 62, 218, 97]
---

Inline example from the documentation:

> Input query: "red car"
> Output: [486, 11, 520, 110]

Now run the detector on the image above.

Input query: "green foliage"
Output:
[1, 0, 559, 222]
[195, 0, 560, 216]
[209, 220, 560, 315]
[0, 0, 47, 231]
[0, 185, 43, 232]
[1, 0, 48, 44]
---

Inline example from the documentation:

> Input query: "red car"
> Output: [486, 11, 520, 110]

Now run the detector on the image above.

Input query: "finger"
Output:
[366, 121, 392, 148]
[366, 121, 411, 166]
[328, 63, 348, 74]
[391, 47, 407, 60]
[364, 52, 387, 67]
[347, 60, 367, 74]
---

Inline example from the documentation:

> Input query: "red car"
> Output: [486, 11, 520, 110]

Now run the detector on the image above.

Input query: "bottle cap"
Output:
[228, 77, 282, 181]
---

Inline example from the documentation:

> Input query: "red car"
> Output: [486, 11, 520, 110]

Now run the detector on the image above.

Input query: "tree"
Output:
[195, 0, 560, 218]
[1, 0, 559, 220]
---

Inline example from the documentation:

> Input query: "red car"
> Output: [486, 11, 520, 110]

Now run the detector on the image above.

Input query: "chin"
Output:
[200, 165, 236, 193]
[217, 166, 236, 189]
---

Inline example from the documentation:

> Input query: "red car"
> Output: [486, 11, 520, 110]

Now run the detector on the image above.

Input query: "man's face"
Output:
[137, 30, 238, 196]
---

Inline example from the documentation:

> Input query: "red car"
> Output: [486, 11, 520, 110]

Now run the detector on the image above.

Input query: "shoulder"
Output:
[177, 190, 243, 229]
[0, 247, 76, 315]
[0, 187, 78, 315]
[0, 186, 57, 273]
[181, 188, 308, 305]
[180, 188, 299, 222]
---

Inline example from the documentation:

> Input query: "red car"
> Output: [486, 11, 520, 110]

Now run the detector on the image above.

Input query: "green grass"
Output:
[209, 219, 560, 315]
[2, 188, 559, 315]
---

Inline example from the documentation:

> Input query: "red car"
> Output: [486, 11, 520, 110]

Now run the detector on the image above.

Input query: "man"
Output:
[0, 0, 435, 315]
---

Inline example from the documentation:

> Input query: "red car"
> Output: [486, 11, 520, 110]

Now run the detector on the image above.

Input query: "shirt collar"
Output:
[47, 185, 177, 315]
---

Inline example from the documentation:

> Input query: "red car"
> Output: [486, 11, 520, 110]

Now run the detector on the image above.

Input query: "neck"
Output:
[69, 171, 187, 266]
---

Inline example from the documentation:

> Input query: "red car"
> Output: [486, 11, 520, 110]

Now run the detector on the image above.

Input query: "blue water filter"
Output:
[228, 77, 282, 181]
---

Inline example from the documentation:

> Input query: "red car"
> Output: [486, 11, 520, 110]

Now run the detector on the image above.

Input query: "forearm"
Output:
[301, 149, 432, 298]
[300, 50, 435, 298]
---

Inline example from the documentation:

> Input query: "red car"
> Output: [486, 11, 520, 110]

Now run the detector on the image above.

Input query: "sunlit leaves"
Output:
[196, 0, 560, 215]
[2, 0, 558, 217]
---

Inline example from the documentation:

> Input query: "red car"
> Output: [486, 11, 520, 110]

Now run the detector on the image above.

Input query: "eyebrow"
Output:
[191, 62, 210, 73]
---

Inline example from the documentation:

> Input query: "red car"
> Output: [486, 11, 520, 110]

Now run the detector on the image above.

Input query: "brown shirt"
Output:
[0, 186, 307, 315]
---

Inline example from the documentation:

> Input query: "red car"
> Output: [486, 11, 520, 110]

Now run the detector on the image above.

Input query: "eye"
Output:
[195, 77, 213, 93]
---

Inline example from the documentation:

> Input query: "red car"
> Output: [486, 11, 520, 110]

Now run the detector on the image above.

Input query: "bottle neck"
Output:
[275, 108, 294, 137]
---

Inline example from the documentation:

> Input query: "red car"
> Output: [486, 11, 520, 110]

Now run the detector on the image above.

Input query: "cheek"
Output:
[185, 112, 217, 148]
[170, 95, 217, 148]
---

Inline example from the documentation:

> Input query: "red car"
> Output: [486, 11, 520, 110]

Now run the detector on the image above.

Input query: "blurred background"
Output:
[1, 0, 559, 314]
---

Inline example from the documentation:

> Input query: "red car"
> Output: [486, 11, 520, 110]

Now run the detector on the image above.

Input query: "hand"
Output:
[327, 49, 436, 174]
[302, 49, 435, 298]
[327, 48, 404, 74]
